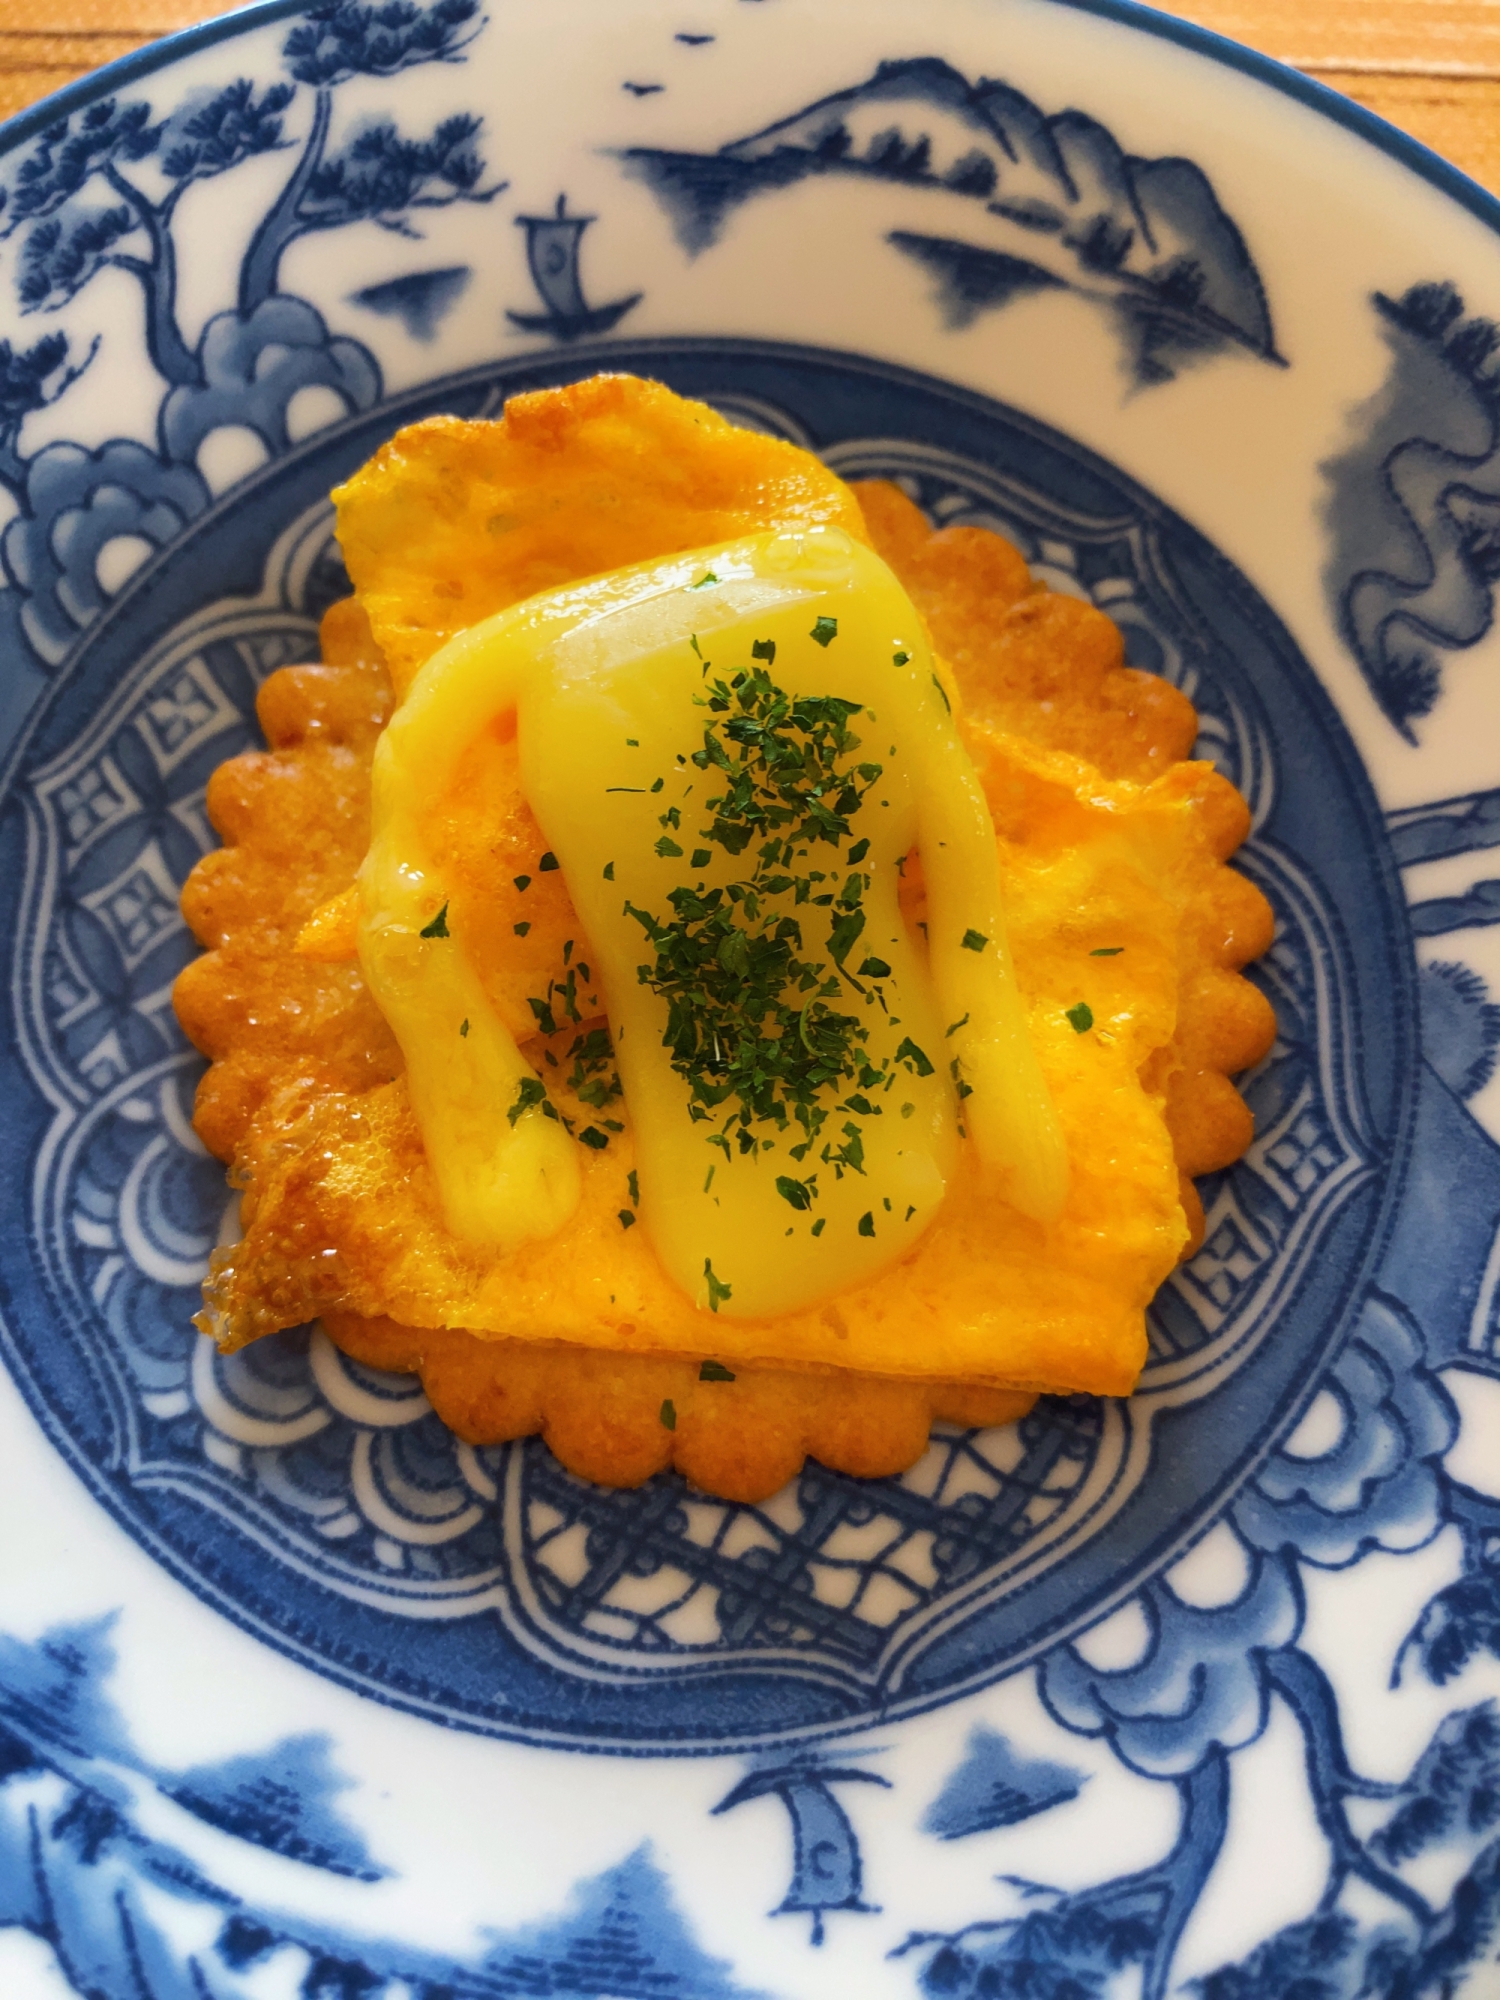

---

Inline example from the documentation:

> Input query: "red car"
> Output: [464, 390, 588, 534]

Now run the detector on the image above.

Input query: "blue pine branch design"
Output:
[1, 98, 162, 228]
[1265, 1648, 1433, 1925]
[1398, 1479, 1500, 1689]
[158, 78, 296, 186]
[280, 0, 486, 86]
[902, 1664, 1500, 2000]
[1, 86, 292, 378]
[1194, 1662, 1500, 1993]
[0, 0, 499, 428]
[1370, 1704, 1500, 1866]
[1191, 1843, 1500, 1999]
[892, 1755, 1230, 2000]
[0, 331, 94, 494]
[0, 0, 503, 670]
[297, 111, 495, 242]
[239, 0, 501, 310]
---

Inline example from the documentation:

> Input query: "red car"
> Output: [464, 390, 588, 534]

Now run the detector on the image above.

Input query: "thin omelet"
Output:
[174, 375, 1275, 1502]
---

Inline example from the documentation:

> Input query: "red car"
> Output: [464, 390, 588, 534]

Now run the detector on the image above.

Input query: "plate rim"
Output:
[2, 0, 1498, 242]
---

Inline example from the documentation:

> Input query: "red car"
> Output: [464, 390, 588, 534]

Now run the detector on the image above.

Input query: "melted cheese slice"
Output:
[359, 526, 1065, 1319]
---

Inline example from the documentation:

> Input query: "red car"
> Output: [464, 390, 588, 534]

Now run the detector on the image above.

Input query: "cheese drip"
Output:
[359, 526, 1066, 1317]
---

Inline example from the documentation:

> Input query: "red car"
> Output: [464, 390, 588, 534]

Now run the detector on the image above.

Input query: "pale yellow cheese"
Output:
[358, 525, 1064, 1318]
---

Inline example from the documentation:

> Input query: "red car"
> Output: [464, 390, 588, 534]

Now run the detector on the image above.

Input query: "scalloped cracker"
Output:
[175, 381, 1274, 1499]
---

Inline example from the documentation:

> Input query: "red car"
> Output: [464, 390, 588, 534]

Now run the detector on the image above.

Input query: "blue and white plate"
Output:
[3, 1, 1500, 1992]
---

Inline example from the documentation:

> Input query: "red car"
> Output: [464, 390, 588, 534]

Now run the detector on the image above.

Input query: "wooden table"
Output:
[3, 0, 1498, 195]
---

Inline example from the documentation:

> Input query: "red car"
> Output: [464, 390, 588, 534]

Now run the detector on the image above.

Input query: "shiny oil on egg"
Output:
[358, 524, 1065, 1319]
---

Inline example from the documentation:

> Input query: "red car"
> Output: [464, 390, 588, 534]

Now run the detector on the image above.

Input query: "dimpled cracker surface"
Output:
[176, 386, 1275, 1499]
[324, 1313, 1034, 1504]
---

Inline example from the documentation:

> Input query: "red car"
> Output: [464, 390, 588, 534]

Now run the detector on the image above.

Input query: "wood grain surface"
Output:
[1, 0, 1497, 194]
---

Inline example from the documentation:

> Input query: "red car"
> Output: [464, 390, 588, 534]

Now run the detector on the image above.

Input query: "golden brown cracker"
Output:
[326, 1312, 1035, 1504]
[174, 655, 399, 1162]
[177, 388, 1276, 1498]
[855, 478, 1200, 781]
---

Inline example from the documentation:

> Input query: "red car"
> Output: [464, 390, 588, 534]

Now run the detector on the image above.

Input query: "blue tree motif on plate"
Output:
[0, 0, 502, 671]
[0, 331, 92, 490]
[893, 1754, 1227, 1999]
[1384, 788, 1500, 1146]
[891, 1275, 1500, 1998]
[622, 57, 1282, 388]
